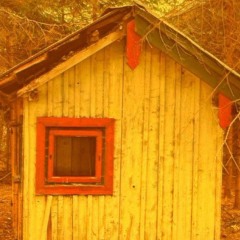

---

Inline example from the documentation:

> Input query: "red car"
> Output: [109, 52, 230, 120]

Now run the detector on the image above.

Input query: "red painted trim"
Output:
[36, 184, 113, 195]
[36, 117, 115, 195]
[36, 121, 47, 192]
[37, 117, 114, 128]
[218, 93, 232, 129]
[104, 120, 114, 192]
[95, 130, 102, 181]
[126, 20, 141, 70]
[48, 130, 54, 181]
[48, 176, 101, 183]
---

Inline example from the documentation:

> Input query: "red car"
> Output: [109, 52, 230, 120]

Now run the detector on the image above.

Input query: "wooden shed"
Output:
[1, 3, 240, 240]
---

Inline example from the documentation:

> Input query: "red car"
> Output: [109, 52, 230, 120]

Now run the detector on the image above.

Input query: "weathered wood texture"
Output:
[10, 98, 23, 240]
[22, 40, 222, 240]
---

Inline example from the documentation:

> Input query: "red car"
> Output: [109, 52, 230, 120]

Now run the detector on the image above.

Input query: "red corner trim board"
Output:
[218, 93, 232, 129]
[126, 20, 141, 69]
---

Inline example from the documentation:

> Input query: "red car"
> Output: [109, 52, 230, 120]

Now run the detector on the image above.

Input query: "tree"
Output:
[0, 0, 95, 73]
[166, 0, 240, 72]
[0, 0, 185, 74]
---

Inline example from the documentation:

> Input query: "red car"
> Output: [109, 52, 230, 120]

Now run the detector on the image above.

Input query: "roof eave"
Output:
[0, 6, 133, 97]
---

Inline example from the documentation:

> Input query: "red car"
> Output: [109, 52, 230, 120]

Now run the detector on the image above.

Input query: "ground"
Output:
[0, 173, 14, 240]
[0, 174, 240, 240]
[221, 195, 240, 240]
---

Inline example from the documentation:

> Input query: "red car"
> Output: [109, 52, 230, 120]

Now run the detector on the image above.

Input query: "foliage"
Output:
[1, 0, 239, 73]
[166, 0, 240, 72]
[0, 0, 97, 73]
[0, 0, 185, 74]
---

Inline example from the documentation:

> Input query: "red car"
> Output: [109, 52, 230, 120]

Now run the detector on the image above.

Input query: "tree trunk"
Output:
[224, 126, 233, 199]
[234, 116, 240, 208]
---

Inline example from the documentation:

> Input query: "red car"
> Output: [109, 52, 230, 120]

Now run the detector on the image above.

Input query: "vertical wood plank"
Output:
[119, 44, 145, 240]
[196, 82, 207, 239]
[72, 196, 79, 239]
[68, 67, 75, 117]
[74, 64, 81, 118]
[52, 75, 63, 118]
[90, 52, 99, 240]
[86, 197, 93, 240]
[172, 63, 182, 240]
[95, 48, 107, 239]
[79, 58, 91, 116]
[63, 197, 73, 240]
[47, 79, 58, 240]
[139, 44, 149, 240]
[76, 58, 90, 239]
[144, 45, 159, 240]
[78, 198, 87, 239]
[191, 75, 200, 240]
[22, 98, 29, 240]
[34, 84, 48, 240]
[83, 57, 93, 240]
[177, 70, 195, 239]
[52, 74, 64, 240]
[51, 197, 58, 240]
[10, 101, 17, 239]
[40, 196, 53, 240]
[16, 99, 24, 240]
[75, 67, 89, 238]
[72, 64, 80, 240]
[162, 55, 175, 240]
[28, 95, 46, 240]
[103, 41, 123, 240]
[47, 80, 53, 116]
[63, 71, 69, 117]
[27, 98, 36, 240]
[26, 89, 48, 240]
[11, 99, 24, 240]
[157, 52, 166, 240]
[62, 69, 73, 240]
[98, 197, 105, 240]
[57, 196, 64, 240]
[197, 82, 215, 239]
[214, 115, 223, 240]
[203, 85, 218, 240]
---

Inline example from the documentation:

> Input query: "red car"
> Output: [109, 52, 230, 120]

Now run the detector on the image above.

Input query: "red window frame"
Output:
[36, 117, 114, 195]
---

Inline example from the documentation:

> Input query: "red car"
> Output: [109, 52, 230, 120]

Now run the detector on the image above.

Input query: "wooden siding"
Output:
[22, 40, 223, 240]
[10, 98, 23, 240]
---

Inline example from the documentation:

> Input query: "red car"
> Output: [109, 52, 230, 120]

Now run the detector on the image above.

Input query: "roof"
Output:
[1, 2, 240, 101]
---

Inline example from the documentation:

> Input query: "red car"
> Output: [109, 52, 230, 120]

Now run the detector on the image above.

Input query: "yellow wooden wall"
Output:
[22, 40, 223, 240]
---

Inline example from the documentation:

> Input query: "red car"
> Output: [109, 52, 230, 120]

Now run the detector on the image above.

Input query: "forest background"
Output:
[1, 1, 240, 239]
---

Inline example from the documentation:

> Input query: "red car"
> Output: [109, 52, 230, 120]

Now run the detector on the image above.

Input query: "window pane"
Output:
[54, 136, 96, 176]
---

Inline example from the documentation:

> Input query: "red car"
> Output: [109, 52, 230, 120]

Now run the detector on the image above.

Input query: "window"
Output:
[36, 117, 114, 195]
